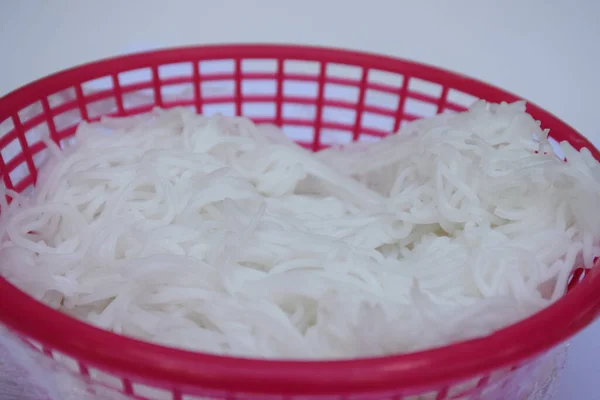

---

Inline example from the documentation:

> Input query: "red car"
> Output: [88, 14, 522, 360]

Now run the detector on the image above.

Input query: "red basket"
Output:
[0, 44, 599, 400]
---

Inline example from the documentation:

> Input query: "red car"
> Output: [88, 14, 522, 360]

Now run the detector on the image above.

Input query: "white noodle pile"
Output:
[1, 101, 599, 360]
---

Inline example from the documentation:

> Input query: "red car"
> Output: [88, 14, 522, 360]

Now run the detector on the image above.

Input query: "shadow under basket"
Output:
[0, 44, 599, 400]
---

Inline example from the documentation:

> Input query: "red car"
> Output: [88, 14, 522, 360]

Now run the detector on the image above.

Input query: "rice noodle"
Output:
[1, 101, 599, 360]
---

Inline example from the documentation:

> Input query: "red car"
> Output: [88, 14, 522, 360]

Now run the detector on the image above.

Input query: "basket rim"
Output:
[1, 44, 600, 395]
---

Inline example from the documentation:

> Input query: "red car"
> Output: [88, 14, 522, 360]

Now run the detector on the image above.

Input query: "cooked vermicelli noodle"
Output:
[1, 101, 599, 359]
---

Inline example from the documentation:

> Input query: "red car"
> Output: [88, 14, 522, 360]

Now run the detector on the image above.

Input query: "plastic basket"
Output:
[0, 44, 598, 400]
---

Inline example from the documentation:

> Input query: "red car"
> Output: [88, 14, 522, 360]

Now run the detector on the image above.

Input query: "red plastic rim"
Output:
[0, 44, 599, 396]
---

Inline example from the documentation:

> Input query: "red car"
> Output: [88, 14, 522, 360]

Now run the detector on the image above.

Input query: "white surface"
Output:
[1, 1, 599, 399]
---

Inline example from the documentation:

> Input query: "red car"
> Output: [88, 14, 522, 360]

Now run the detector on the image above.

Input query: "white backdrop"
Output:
[1, 1, 599, 399]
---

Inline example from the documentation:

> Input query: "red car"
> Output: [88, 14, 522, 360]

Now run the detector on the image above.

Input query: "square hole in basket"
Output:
[283, 80, 318, 98]
[284, 60, 320, 75]
[479, 381, 506, 399]
[404, 98, 438, 118]
[242, 59, 277, 73]
[400, 120, 411, 128]
[202, 103, 236, 117]
[87, 385, 132, 400]
[8, 161, 30, 187]
[87, 97, 118, 118]
[357, 133, 384, 143]
[161, 83, 195, 103]
[486, 367, 513, 383]
[159, 62, 193, 79]
[447, 377, 482, 398]
[119, 67, 153, 86]
[242, 79, 276, 96]
[201, 80, 235, 98]
[320, 128, 353, 145]
[200, 59, 234, 75]
[18, 101, 43, 124]
[0, 117, 15, 138]
[132, 382, 173, 400]
[48, 87, 76, 109]
[32, 147, 50, 170]
[324, 83, 359, 103]
[242, 102, 276, 118]
[59, 136, 77, 150]
[405, 390, 440, 400]
[52, 351, 80, 374]
[408, 78, 443, 98]
[1, 137, 22, 164]
[282, 103, 316, 121]
[88, 367, 124, 390]
[25, 121, 51, 146]
[365, 89, 399, 110]
[322, 106, 356, 124]
[179, 104, 198, 114]
[547, 136, 566, 161]
[22, 338, 44, 353]
[447, 89, 479, 109]
[361, 112, 394, 132]
[282, 125, 315, 143]
[122, 88, 155, 111]
[368, 69, 404, 88]
[82, 75, 113, 95]
[53, 108, 83, 132]
[326, 63, 362, 80]
[568, 268, 587, 289]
